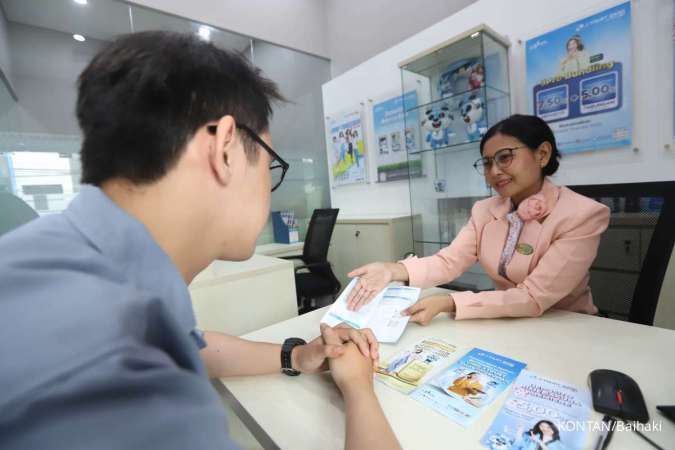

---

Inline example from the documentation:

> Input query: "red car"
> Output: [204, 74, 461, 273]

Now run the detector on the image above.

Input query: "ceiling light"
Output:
[198, 25, 211, 41]
[73, 34, 86, 42]
[74, 0, 88, 5]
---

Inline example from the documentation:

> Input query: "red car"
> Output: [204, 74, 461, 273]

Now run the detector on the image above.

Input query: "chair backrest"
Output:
[568, 181, 675, 325]
[0, 192, 39, 237]
[302, 208, 339, 264]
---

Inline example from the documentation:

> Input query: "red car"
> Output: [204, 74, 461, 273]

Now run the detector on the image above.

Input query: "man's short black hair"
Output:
[77, 31, 283, 186]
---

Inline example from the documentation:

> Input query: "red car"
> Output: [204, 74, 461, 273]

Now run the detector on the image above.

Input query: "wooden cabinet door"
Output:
[329, 223, 393, 288]
[328, 224, 357, 287]
[352, 223, 393, 265]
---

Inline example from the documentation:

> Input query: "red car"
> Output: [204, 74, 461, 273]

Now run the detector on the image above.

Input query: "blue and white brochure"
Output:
[411, 348, 527, 427]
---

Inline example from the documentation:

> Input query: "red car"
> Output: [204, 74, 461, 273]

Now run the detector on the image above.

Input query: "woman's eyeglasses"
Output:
[473, 146, 526, 175]
[207, 123, 289, 192]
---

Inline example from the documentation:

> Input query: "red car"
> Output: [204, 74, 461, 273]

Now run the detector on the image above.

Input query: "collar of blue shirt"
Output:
[64, 185, 197, 334]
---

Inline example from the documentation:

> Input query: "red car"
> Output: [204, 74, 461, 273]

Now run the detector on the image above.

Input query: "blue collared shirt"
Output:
[0, 186, 238, 449]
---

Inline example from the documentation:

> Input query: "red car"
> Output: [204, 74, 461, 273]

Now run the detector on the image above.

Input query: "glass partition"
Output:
[0, 0, 331, 242]
[251, 41, 331, 243]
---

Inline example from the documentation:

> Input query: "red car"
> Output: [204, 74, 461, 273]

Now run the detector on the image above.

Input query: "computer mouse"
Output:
[588, 369, 649, 423]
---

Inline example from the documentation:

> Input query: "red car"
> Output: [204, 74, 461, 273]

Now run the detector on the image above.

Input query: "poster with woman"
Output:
[371, 91, 422, 182]
[326, 109, 368, 186]
[526, 2, 632, 154]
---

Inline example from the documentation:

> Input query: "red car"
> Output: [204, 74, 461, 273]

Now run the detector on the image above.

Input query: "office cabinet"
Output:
[189, 255, 298, 336]
[328, 215, 416, 288]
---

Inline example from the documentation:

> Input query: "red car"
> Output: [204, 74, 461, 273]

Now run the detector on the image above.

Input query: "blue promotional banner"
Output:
[372, 91, 421, 182]
[526, 2, 632, 154]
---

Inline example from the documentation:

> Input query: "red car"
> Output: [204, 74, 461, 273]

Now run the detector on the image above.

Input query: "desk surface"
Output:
[255, 242, 304, 257]
[219, 289, 675, 450]
[336, 213, 412, 224]
[190, 255, 292, 289]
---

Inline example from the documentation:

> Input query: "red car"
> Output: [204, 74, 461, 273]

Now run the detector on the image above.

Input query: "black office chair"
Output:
[282, 208, 341, 314]
[569, 181, 675, 325]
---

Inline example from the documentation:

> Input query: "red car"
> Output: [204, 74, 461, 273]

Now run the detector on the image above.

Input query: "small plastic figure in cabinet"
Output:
[459, 93, 487, 141]
[469, 63, 485, 89]
[421, 104, 454, 150]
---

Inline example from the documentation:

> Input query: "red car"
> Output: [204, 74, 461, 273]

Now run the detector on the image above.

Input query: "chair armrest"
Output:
[294, 261, 331, 273]
[280, 255, 303, 261]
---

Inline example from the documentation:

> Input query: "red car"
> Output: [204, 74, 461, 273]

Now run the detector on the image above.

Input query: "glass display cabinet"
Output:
[399, 25, 511, 291]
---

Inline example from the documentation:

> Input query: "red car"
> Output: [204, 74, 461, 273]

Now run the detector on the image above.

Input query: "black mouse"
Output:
[588, 369, 649, 423]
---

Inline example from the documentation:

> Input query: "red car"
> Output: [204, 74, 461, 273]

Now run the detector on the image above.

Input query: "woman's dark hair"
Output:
[567, 35, 584, 51]
[529, 420, 560, 442]
[77, 31, 283, 186]
[479, 114, 561, 176]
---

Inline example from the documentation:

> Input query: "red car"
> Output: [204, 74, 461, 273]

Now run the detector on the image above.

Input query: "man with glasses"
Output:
[207, 123, 289, 192]
[0, 32, 400, 450]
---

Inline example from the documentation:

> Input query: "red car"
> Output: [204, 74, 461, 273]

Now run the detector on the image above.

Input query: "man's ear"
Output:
[210, 115, 239, 186]
[537, 141, 552, 168]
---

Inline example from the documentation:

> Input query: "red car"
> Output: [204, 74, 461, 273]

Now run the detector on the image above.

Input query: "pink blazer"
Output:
[401, 179, 610, 319]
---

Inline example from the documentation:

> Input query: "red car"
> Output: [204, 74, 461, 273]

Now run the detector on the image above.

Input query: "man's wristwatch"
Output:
[281, 337, 306, 376]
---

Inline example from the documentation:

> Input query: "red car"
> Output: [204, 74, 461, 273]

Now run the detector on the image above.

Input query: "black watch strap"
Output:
[281, 337, 306, 376]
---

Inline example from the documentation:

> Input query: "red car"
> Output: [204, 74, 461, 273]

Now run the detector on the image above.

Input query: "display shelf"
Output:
[400, 25, 510, 258]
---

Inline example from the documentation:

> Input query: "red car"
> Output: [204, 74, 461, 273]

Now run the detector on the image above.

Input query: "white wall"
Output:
[127, 0, 329, 58]
[322, 0, 675, 217]
[324, 0, 476, 77]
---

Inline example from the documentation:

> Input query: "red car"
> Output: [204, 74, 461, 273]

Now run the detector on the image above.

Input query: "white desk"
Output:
[189, 255, 298, 336]
[255, 242, 304, 258]
[219, 289, 675, 449]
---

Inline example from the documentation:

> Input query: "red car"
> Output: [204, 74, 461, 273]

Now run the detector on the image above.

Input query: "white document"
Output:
[320, 278, 421, 343]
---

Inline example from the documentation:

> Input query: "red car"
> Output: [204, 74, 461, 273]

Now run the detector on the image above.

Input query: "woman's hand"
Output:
[402, 294, 455, 326]
[346, 262, 408, 311]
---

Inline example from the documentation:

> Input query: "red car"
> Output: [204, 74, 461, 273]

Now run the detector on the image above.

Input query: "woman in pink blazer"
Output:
[346, 114, 610, 324]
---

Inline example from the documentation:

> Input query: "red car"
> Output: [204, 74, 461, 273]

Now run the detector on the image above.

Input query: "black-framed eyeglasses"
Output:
[472, 146, 526, 175]
[207, 123, 289, 192]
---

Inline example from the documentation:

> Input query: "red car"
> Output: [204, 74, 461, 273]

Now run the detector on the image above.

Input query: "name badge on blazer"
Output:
[516, 243, 534, 255]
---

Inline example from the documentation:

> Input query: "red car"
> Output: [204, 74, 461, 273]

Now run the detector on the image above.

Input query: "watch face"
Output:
[281, 337, 306, 376]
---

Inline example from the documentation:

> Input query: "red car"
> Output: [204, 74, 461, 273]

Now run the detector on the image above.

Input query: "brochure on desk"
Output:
[320, 278, 420, 343]
[480, 370, 592, 450]
[410, 348, 527, 427]
[376, 337, 457, 394]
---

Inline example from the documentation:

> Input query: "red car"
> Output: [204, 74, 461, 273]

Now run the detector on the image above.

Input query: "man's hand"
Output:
[321, 324, 375, 395]
[401, 294, 455, 326]
[322, 326, 403, 450]
[291, 326, 379, 374]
